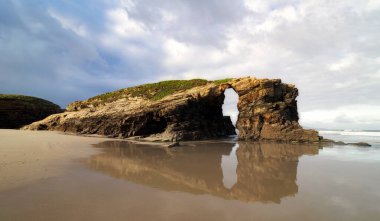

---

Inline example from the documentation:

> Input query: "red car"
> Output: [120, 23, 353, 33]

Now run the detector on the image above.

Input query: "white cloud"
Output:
[332, 79, 358, 89]
[162, 38, 228, 74]
[253, 5, 303, 33]
[300, 105, 380, 130]
[106, 8, 146, 38]
[160, 10, 177, 23]
[48, 9, 88, 37]
[329, 54, 357, 71]
[98, 7, 162, 61]
[244, 0, 269, 13]
[366, 0, 380, 11]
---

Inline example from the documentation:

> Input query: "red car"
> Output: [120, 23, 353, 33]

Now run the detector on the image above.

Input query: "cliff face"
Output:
[23, 77, 320, 142]
[230, 78, 319, 141]
[0, 94, 62, 129]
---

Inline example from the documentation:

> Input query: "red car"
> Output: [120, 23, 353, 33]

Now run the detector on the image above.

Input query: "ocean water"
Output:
[319, 130, 380, 147]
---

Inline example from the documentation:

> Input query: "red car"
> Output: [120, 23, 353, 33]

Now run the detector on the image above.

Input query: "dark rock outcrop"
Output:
[23, 77, 320, 142]
[0, 94, 62, 129]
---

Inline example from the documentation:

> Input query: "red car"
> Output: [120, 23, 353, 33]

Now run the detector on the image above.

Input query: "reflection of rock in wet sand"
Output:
[234, 142, 319, 203]
[88, 141, 320, 203]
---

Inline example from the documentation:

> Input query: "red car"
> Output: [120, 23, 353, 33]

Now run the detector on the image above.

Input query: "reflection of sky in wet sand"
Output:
[221, 143, 239, 189]
[318, 146, 380, 162]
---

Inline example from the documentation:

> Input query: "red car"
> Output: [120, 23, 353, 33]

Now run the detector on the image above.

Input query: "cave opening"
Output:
[222, 88, 239, 135]
[134, 115, 168, 136]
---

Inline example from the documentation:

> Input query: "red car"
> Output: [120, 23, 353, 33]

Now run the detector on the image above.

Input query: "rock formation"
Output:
[87, 140, 321, 203]
[23, 77, 320, 142]
[0, 94, 62, 129]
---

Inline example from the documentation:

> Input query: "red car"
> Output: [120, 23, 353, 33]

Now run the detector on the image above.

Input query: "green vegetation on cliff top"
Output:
[213, 78, 233, 84]
[0, 94, 61, 109]
[87, 78, 233, 105]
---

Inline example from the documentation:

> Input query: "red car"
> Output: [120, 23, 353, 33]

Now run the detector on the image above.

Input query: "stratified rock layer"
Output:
[0, 94, 62, 129]
[230, 78, 319, 141]
[23, 77, 320, 142]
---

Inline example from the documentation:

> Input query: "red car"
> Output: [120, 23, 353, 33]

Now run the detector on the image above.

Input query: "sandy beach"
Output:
[1, 129, 380, 221]
[0, 129, 109, 191]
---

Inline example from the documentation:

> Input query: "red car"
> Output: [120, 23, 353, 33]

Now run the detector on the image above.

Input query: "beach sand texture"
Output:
[0, 129, 108, 191]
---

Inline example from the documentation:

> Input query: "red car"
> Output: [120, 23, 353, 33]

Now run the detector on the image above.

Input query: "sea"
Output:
[319, 130, 380, 147]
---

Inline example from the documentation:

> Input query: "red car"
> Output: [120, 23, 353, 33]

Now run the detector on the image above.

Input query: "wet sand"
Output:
[0, 130, 109, 191]
[1, 130, 380, 221]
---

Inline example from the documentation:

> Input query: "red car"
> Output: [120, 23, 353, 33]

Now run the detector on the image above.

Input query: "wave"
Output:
[319, 130, 380, 137]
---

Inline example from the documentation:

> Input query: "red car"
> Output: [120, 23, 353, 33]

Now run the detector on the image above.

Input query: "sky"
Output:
[1, 0, 380, 130]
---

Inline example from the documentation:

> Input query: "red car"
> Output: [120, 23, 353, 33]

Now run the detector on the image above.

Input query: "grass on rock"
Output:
[88, 79, 209, 104]
[0, 94, 61, 109]
[213, 78, 233, 84]
[86, 78, 234, 105]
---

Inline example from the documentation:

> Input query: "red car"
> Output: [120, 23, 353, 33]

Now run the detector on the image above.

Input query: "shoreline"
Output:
[21, 128, 374, 147]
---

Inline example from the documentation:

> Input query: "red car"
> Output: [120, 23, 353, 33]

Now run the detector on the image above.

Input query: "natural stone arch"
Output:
[23, 77, 320, 142]
[217, 78, 319, 142]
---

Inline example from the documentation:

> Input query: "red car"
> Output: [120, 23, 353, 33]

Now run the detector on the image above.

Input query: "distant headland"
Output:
[0, 94, 62, 129]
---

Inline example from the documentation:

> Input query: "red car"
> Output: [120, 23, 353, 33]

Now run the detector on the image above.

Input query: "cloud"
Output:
[0, 0, 379, 129]
[300, 105, 380, 130]
[48, 9, 88, 37]
[106, 8, 147, 38]
[122, 0, 248, 46]
[0, 0, 164, 105]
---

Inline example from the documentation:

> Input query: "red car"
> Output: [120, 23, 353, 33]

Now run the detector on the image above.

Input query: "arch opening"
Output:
[222, 88, 239, 135]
